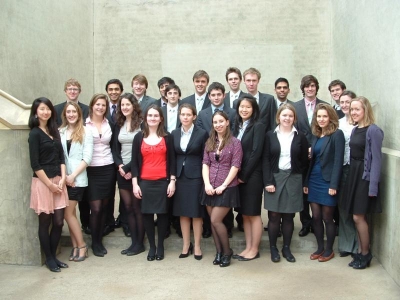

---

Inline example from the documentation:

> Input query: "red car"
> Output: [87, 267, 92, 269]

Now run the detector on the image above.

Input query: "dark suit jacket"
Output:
[334, 107, 345, 119]
[139, 95, 157, 114]
[235, 122, 266, 183]
[54, 101, 89, 126]
[293, 98, 329, 145]
[224, 91, 245, 109]
[111, 124, 132, 173]
[233, 92, 274, 131]
[304, 129, 345, 190]
[262, 130, 309, 187]
[155, 98, 168, 107]
[270, 99, 295, 130]
[171, 125, 208, 179]
[180, 94, 210, 112]
[196, 106, 235, 134]
[161, 105, 181, 133]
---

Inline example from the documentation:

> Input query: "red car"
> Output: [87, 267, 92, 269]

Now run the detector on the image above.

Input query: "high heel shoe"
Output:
[220, 249, 233, 267]
[147, 247, 156, 261]
[74, 245, 89, 262]
[213, 252, 222, 265]
[179, 243, 193, 258]
[69, 247, 78, 261]
[55, 258, 69, 268]
[194, 251, 203, 260]
[353, 252, 372, 269]
[348, 253, 360, 267]
[156, 246, 164, 261]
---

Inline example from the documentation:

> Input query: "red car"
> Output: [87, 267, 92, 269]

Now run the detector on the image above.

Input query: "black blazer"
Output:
[196, 106, 235, 134]
[111, 124, 140, 174]
[161, 105, 181, 133]
[54, 101, 89, 126]
[235, 122, 266, 183]
[171, 125, 208, 179]
[131, 132, 176, 180]
[293, 98, 329, 145]
[139, 95, 157, 114]
[224, 91, 245, 109]
[180, 94, 211, 111]
[155, 98, 167, 107]
[270, 99, 295, 130]
[304, 129, 345, 190]
[233, 92, 274, 131]
[262, 130, 309, 187]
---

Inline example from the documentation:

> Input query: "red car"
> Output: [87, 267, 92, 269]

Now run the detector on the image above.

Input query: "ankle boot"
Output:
[353, 252, 372, 269]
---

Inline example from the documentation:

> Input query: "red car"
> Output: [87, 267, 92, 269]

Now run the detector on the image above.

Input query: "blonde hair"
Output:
[60, 102, 85, 144]
[350, 96, 375, 126]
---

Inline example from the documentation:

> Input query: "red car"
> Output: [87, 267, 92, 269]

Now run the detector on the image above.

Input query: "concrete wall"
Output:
[93, 0, 333, 102]
[0, 0, 94, 106]
[331, 0, 400, 285]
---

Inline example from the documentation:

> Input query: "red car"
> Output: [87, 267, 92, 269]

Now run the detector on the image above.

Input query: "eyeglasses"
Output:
[66, 88, 79, 92]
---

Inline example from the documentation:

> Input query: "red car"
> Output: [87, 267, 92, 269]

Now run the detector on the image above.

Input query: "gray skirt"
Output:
[264, 169, 303, 213]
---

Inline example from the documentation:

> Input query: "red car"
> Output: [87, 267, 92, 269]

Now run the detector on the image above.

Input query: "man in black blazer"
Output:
[293, 75, 329, 237]
[270, 78, 295, 129]
[105, 79, 123, 124]
[131, 74, 156, 114]
[155, 77, 175, 107]
[235, 67, 274, 132]
[196, 82, 236, 237]
[161, 84, 182, 133]
[54, 78, 89, 126]
[180, 70, 211, 113]
[223, 67, 244, 109]
[328, 79, 346, 119]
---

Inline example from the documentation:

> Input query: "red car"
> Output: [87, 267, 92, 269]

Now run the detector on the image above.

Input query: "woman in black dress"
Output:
[263, 103, 309, 263]
[344, 96, 383, 269]
[232, 95, 265, 261]
[171, 103, 208, 260]
[28, 97, 69, 272]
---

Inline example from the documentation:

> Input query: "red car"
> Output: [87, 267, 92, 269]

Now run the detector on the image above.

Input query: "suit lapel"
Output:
[319, 135, 330, 156]
[186, 126, 198, 151]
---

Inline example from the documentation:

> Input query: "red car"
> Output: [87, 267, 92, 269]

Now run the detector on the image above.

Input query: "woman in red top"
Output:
[131, 105, 176, 261]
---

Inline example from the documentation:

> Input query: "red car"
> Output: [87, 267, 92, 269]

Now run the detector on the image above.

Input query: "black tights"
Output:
[268, 211, 295, 248]
[120, 189, 145, 251]
[89, 199, 109, 249]
[38, 209, 65, 267]
[311, 203, 336, 255]
[143, 213, 168, 256]
[207, 206, 231, 255]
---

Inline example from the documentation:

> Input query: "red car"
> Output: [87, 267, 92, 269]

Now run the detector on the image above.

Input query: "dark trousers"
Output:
[300, 193, 312, 229]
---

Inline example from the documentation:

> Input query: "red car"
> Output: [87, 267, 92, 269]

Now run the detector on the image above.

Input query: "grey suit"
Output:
[196, 106, 235, 134]
[223, 91, 245, 109]
[161, 105, 181, 133]
[139, 95, 157, 114]
[180, 94, 210, 112]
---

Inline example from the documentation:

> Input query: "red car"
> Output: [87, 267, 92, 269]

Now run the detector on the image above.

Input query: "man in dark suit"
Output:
[180, 70, 211, 113]
[155, 77, 175, 107]
[161, 84, 181, 133]
[54, 78, 89, 126]
[270, 77, 295, 129]
[224, 67, 244, 109]
[196, 82, 236, 238]
[131, 74, 156, 114]
[293, 75, 329, 237]
[328, 79, 346, 119]
[236, 67, 274, 132]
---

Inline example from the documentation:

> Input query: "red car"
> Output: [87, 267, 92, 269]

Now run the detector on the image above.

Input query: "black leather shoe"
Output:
[220, 252, 232, 267]
[45, 259, 61, 273]
[122, 226, 131, 237]
[298, 227, 311, 237]
[238, 252, 260, 261]
[92, 245, 104, 257]
[202, 229, 212, 239]
[103, 225, 114, 236]
[227, 228, 233, 238]
[213, 252, 222, 265]
[282, 246, 296, 263]
[156, 254, 164, 261]
[127, 245, 145, 256]
[340, 251, 352, 257]
[270, 246, 281, 262]
[232, 253, 243, 259]
[147, 247, 156, 261]
[55, 259, 69, 268]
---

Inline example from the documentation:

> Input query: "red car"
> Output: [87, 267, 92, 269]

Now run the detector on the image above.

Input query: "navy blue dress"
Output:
[308, 137, 337, 206]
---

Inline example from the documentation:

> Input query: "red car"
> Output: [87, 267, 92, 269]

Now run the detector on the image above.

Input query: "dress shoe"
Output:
[156, 247, 164, 260]
[147, 247, 156, 261]
[310, 250, 324, 260]
[122, 226, 131, 237]
[348, 254, 360, 267]
[74, 245, 89, 262]
[227, 228, 233, 238]
[220, 250, 233, 267]
[45, 259, 61, 273]
[179, 243, 193, 258]
[237, 223, 244, 232]
[55, 259, 69, 268]
[213, 252, 222, 265]
[298, 227, 311, 237]
[103, 225, 114, 236]
[270, 246, 281, 262]
[92, 245, 104, 257]
[194, 254, 203, 260]
[282, 246, 296, 263]
[155, 254, 164, 261]
[318, 251, 335, 262]
[238, 252, 260, 261]
[99, 244, 107, 255]
[232, 253, 243, 260]
[114, 216, 122, 228]
[127, 245, 145, 256]
[339, 251, 352, 257]
[353, 252, 372, 269]
[202, 229, 212, 239]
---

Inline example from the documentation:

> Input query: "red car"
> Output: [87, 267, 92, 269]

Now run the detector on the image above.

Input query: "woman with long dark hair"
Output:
[112, 93, 145, 256]
[28, 97, 69, 272]
[131, 104, 176, 261]
[201, 111, 243, 267]
[232, 95, 265, 261]
[60, 102, 93, 262]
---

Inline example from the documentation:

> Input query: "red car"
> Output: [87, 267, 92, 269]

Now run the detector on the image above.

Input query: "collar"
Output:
[86, 116, 108, 125]
[230, 90, 241, 98]
[211, 104, 224, 112]
[181, 124, 194, 135]
[195, 93, 206, 100]
[274, 125, 298, 134]
[304, 98, 317, 105]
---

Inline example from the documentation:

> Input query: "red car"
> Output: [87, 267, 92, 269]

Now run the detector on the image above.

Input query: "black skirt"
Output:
[117, 172, 133, 190]
[67, 186, 85, 202]
[140, 179, 169, 214]
[87, 164, 116, 201]
[201, 186, 240, 208]
[236, 168, 263, 216]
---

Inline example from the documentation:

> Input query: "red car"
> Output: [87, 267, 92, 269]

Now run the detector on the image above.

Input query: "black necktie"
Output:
[112, 104, 117, 122]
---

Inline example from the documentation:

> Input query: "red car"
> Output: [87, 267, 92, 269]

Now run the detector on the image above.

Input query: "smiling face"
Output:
[120, 98, 133, 118]
[244, 73, 259, 95]
[166, 88, 180, 107]
[316, 109, 330, 129]
[330, 85, 344, 103]
[209, 89, 224, 107]
[275, 81, 290, 101]
[339, 95, 352, 115]
[65, 85, 80, 102]
[65, 104, 79, 125]
[36, 103, 52, 123]
[350, 100, 365, 125]
[107, 83, 122, 104]
[179, 107, 196, 128]
[238, 100, 253, 122]
[92, 98, 107, 118]
[159, 83, 170, 99]
[279, 108, 295, 128]
[146, 108, 162, 128]
[227, 72, 241, 93]
[194, 76, 208, 95]
[212, 113, 229, 135]
[132, 80, 146, 98]
[304, 83, 317, 100]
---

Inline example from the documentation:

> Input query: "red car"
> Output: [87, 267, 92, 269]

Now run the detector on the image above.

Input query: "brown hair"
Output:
[205, 111, 233, 152]
[131, 74, 149, 89]
[225, 67, 242, 81]
[178, 103, 197, 116]
[60, 102, 85, 144]
[350, 96, 375, 126]
[275, 103, 297, 125]
[311, 103, 339, 137]
[300, 75, 319, 96]
[142, 104, 167, 138]
[192, 70, 209, 83]
[64, 78, 81, 92]
[89, 93, 109, 119]
[243, 67, 261, 80]
[116, 93, 142, 131]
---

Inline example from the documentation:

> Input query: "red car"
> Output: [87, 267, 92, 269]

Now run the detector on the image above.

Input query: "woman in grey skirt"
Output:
[263, 104, 309, 262]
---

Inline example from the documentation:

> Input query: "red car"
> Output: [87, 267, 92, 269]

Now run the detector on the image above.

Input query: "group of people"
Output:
[28, 68, 383, 272]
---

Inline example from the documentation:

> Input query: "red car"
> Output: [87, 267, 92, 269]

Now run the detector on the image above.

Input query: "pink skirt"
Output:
[30, 176, 69, 215]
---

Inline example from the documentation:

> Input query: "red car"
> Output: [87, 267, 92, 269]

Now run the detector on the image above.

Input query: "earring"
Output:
[35, 115, 37, 119]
